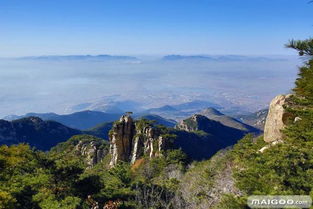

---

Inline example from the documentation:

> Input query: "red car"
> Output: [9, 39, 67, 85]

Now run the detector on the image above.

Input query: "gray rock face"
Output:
[109, 115, 135, 166]
[109, 115, 170, 166]
[264, 94, 292, 142]
[75, 139, 108, 168]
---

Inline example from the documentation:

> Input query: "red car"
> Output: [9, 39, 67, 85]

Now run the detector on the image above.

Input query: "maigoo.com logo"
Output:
[247, 195, 312, 208]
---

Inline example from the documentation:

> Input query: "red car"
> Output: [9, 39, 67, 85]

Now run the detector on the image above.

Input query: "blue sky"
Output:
[0, 0, 312, 56]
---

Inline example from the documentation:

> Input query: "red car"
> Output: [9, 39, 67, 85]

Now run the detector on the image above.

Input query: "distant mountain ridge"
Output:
[199, 108, 261, 133]
[3, 111, 121, 130]
[162, 55, 286, 62]
[139, 100, 222, 120]
[14, 54, 138, 61]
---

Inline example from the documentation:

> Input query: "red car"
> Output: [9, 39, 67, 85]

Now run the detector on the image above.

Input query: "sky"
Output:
[0, 0, 312, 57]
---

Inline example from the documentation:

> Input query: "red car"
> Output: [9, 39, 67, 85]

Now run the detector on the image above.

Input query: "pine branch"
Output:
[286, 39, 313, 56]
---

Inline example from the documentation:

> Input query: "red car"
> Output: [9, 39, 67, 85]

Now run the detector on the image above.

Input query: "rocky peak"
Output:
[264, 94, 292, 142]
[175, 114, 215, 132]
[109, 115, 171, 166]
[200, 108, 223, 117]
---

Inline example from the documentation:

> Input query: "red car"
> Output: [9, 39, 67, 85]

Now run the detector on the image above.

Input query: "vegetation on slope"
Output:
[212, 38, 313, 208]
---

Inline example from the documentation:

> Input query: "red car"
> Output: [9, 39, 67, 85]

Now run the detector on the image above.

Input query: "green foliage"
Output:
[213, 194, 248, 209]
[286, 38, 313, 56]
[192, 130, 209, 136]
[175, 149, 233, 208]
[135, 118, 155, 131]
[293, 60, 313, 103]
[223, 38, 313, 208]
[164, 149, 187, 165]
[0, 137, 107, 209]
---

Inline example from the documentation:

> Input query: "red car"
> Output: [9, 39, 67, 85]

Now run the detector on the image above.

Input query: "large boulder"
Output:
[264, 94, 292, 142]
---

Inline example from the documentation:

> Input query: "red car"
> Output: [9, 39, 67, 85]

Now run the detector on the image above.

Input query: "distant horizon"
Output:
[0, 53, 299, 59]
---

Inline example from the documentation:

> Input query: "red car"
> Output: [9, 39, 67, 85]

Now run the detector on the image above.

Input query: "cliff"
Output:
[109, 115, 171, 166]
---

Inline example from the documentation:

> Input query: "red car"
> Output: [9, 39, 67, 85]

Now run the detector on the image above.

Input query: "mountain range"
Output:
[13, 55, 138, 61]
[4, 111, 121, 130]
[136, 100, 222, 120]
[0, 107, 262, 157]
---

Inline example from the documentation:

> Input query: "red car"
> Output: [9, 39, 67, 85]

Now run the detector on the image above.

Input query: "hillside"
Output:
[200, 107, 261, 133]
[173, 114, 250, 159]
[0, 117, 81, 150]
[49, 135, 109, 168]
[236, 108, 268, 130]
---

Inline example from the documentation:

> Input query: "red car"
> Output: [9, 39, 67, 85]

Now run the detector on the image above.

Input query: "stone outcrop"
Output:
[75, 139, 108, 168]
[264, 94, 292, 142]
[109, 115, 135, 166]
[175, 114, 207, 132]
[109, 115, 170, 166]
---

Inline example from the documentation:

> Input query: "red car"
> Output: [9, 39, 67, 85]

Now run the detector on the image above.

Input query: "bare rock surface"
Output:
[109, 115, 170, 166]
[75, 139, 107, 168]
[264, 94, 292, 142]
